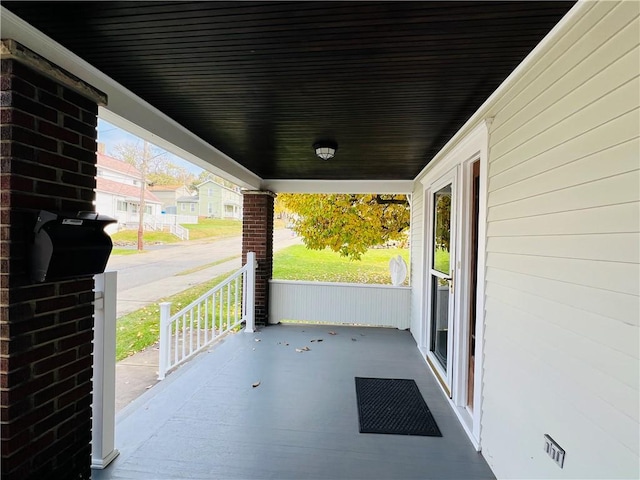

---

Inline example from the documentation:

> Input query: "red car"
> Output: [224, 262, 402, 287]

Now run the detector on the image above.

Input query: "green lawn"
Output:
[110, 230, 180, 245]
[116, 270, 235, 361]
[110, 218, 243, 254]
[273, 244, 410, 284]
[183, 218, 242, 241]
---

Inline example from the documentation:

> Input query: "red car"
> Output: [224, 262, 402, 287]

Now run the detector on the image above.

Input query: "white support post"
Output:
[158, 302, 171, 380]
[92, 271, 120, 469]
[244, 251, 256, 333]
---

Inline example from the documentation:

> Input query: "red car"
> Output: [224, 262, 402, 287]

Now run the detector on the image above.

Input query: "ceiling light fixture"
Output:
[313, 141, 338, 160]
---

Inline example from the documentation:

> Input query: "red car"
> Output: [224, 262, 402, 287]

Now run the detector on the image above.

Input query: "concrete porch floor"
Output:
[94, 324, 494, 480]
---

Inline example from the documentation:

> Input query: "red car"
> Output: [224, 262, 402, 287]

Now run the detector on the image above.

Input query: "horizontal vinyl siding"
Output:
[409, 187, 424, 343]
[481, 2, 640, 479]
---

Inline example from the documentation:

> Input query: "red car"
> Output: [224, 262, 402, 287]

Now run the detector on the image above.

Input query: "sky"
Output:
[97, 119, 205, 175]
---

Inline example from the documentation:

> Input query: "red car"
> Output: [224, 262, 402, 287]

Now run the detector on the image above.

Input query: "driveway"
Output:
[106, 228, 301, 317]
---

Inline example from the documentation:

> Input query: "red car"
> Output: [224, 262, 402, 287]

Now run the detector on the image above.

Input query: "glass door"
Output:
[428, 174, 456, 390]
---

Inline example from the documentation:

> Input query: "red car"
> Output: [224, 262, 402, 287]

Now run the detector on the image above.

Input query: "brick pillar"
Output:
[242, 191, 275, 326]
[0, 40, 107, 480]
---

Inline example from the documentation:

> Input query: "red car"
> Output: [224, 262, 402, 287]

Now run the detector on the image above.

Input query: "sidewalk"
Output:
[115, 344, 160, 413]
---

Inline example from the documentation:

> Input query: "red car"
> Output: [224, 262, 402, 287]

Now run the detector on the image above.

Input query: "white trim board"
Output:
[261, 179, 414, 194]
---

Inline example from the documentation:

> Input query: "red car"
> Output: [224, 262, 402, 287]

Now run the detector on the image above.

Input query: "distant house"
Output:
[94, 152, 162, 232]
[149, 184, 192, 214]
[196, 180, 242, 219]
[176, 195, 199, 215]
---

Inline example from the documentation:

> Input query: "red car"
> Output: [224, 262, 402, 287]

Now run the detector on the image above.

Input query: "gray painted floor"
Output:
[94, 325, 494, 480]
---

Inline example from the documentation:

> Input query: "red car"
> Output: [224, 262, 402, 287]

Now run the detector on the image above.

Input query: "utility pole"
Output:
[137, 140, 149, 251]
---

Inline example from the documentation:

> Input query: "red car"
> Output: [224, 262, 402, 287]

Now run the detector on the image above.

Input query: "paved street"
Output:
[106, 228, 301, 317]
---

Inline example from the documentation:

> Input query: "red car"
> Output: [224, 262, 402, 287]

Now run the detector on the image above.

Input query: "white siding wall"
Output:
[481, 2, 639, 478]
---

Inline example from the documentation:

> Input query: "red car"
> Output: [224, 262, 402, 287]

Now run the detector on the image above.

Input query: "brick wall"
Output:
[242, 191, 275, 325]
[1, 46, 106, 480]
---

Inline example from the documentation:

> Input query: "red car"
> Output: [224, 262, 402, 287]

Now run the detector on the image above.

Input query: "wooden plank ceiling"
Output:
[3, 1, 574, 181]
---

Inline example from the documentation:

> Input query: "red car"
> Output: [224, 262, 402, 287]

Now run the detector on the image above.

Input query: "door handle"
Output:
[446, 271, 454, 293]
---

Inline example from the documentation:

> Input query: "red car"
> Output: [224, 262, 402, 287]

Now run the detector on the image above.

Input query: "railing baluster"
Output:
[234, 277, 239, 325]
[212, 293, 216, 339]
[182, 314, 186, 360]
[218, 289, 223, 333]
[196, 303, 202, 350]
[174, 317, 179, 366]
[204, 296, 208, 345]
[189, 309, 194, 355]
[228, 284, 232, 331]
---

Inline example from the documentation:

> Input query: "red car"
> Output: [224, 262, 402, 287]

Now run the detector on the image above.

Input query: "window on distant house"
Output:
[116, 200, 126, 211]
[190, 203, 195, 212]
[208, 203, 212, 214]
[181, 203, 186, 211]
[145, 205, 152, 214]
[208, 188, 212, 196]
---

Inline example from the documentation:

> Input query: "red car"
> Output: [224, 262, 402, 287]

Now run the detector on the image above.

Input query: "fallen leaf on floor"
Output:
[285, 343, 289, 346]
[310, 339, 323, 343]
[351, 338, 357, 342]
[252, 381, 261, 388]
[328, 331, 337, 335]
[254, 338, 261, 342]
[145, 385, 153, 389]
[295, 346, 311, 352]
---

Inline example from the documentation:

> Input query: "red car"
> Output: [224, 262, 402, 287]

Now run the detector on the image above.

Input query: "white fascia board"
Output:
[1, 7, 262, 190]
[261, 179, 414, 194]
[413, 0, 593, 183]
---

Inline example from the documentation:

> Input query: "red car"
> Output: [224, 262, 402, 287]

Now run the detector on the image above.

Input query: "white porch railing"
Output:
[158, 252, 256, 380]
[118, 214, 194, 240]
[269, 280, 411, 329]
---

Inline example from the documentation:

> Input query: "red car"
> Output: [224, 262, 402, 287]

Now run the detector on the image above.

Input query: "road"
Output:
[106, 229, 301, 317]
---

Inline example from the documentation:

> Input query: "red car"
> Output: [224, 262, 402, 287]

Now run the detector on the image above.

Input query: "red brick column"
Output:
[242, 191, 275, 326]
[1, 40, 106, 480]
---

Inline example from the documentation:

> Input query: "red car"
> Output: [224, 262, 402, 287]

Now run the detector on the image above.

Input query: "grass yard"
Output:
[110, 230, 180, 245]
[116, 270, 235, 361]
[273, 244, 410, 284]
[110, 218, 243, 255]
[183, 218, 242, 241]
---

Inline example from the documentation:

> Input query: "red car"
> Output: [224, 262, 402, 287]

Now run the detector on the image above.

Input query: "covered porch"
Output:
[94, 324, 493, 479]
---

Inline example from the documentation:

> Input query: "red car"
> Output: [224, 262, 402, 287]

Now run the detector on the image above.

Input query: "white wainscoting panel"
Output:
[269, 280, 411, 329]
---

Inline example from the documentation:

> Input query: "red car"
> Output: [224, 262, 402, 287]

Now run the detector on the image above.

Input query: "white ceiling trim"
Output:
[1, 7, 262, 190]
[261, 179, 414, 194]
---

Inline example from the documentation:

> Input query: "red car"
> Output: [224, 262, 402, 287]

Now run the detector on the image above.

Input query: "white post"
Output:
[92, 271, 120, 469]
[244, 251, 256, 333]
[158, 302, 171, 380]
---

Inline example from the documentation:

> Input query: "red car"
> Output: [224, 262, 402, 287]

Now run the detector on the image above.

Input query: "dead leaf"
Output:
[252, 381, 261, 388]
[351, 338, 357, 342]
[145, 385, 153, 389]
[328, 331, 337, 335]
[295, 348, 304, 353]
[310, 339, 323, 343]
[295, 346, 311, 352]
[254, 338, 261, 342]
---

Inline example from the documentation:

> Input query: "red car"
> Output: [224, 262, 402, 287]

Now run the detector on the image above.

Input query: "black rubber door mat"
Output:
[355, 377, 442, 437]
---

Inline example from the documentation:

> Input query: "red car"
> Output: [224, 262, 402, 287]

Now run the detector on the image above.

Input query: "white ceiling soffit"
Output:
[261, 179, 414, 194]
[0, 7, 262, 190]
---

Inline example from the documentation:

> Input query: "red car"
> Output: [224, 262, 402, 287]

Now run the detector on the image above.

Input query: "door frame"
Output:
[419, 119, 491, 449]
[424, 168, 458, 396]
